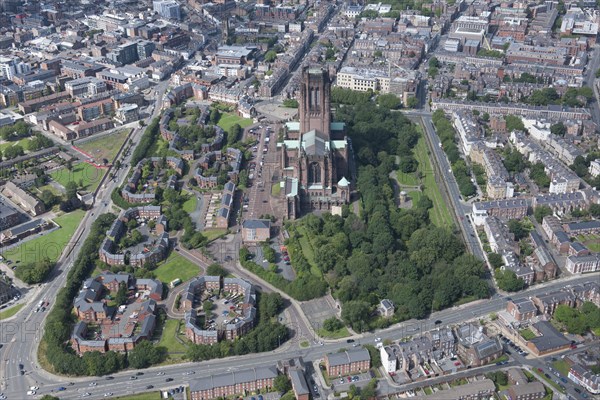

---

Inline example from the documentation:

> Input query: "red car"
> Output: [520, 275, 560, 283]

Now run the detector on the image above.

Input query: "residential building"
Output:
[189, 366, 278, 400]
[153, 0, 181, 20]
[379, 299, 395, 318]
[455, 324, 503, 366]
[472, 199, 528, 226]
[408, 378, 495, 400]
[532, 290, 575, 315]
[107, 42, 139, 66]
[590, 159, 600, 177]
[565, 253, 600, 274]
[241, 219, 271, 243]
[507, 382, 546, 400]
[325, 348, 371, 377]
[525, 321, 571, 356]
[568, 363, 600, 395]
[0, 199, 21, 230]
[2, 181, 45, 215]
[506, 298, 538, 322]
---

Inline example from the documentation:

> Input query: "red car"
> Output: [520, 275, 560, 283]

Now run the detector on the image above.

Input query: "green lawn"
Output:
[0, 138, 31, 153]
[2, 210, 85, 264]
[552, 359, 571, 376]
[35, 184, 63, 196]
[578, 234, 600, 252]
[520, 328, 537, 341]
[413, 135, 454, 227]
[153, 253, 200, 284]
[217, 113, 253, 132]
[158, 319, 188, 357]
[50, 162, 106, 192]
[318, 326, 351, 339]
[77, 129, 131, 164]
[182, 195, 198, 214]
[295, 225, 322, 277]
[203, 229, 228, 242]
[0, 303, 25, 319]
[271, 183, 281, 196]
[396, 170, 418, 186]
[114, 393, 162, 400]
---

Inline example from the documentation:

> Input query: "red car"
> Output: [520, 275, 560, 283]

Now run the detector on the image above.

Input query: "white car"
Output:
[156, 372, 165, 376]
[104, 393, 113, 397]
[27, 391, 36, 396]
[89, 382, 97, 386]
[81, 394, 91, 398]
[29, 386, 39, 391]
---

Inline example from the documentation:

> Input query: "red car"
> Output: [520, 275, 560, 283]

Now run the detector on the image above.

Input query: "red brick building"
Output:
[325, 349, 371, 377]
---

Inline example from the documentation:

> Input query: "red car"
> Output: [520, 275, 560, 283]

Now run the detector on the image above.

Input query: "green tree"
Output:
[429, 57, 440, 68]
[533, 205, 553, 222]
[203, 300, 213, 315]
[590, 204, 600, 217]
[341, 300, 371, 332]
[406, 96, 419, 108]
[206, 263, 228, 277]
[282, 98, 299, 108]
[115, 281, 128, 305]
[227, 123, 242, 146]
[210, 108, 221, 125]
[65, 181, 78, 200]
[508, 219, 528, 241]
[377, 93, 402, 109]
[127, 340, 167, 369]
[40, 396, 60, 400]
[15, 258, 55, 284]
[505, 115, 525, 132]
[262, 243, 276, 263]
[550, 122, 566, 136]
[495, 269, 525, 292]
[273, 375, 291, 393]
[488, 253, 504, 269]
[264, 50, 277, 63]
[323, 317, 344, 332]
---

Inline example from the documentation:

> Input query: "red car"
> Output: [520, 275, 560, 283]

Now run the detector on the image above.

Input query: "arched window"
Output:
[308, 162, 321, 185]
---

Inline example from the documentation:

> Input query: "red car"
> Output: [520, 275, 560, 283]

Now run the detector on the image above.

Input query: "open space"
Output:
[519, 328, 537, 341]
[577, 234, 600, 252]
[77, 129, 132, 164]
[413, 135, 453, 227]
[153, 253, 200, 284]
[0, 303, 25, 319]
[203, 228, 228, 242]
[317, 326, 351, 339]
[50, 162, 106, 192]
[294, 226, 321, 277]
[552, 359, 571, 376]
[182, 195, 198, 214]
[2, 210, 85, 264]
[217, 112, 253, 132]
[0, 137, 31, 153]
[158, 319, 188, 358]
[396, 170, 418, 186]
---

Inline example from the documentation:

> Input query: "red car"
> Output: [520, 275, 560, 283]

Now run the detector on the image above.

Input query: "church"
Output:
[279, 66, 353, 219]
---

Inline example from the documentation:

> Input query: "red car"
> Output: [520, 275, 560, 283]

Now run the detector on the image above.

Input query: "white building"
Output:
[590, 159, 600, 177]
[380, 346, 397, 373]
[0, 56, 30, 81]
[153, 0, 181, 20]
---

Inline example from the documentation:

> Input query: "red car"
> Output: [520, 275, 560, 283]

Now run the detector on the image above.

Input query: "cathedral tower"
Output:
[299, 66, 331, 137]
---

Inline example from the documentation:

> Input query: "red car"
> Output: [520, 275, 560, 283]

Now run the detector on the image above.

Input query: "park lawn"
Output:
[203, 228, 228, 242]
[396, 169, 418, 186]
[158, 319, 188, 356]
[0, 137, 31, 153]
[182, 195, 197, 214]
[217, 113, 253, 132]
[77, 129, 131, 164]
[552, 359, 571, 376]
[295, 225, 322, 277]
[519, 328, 537, 341]
[413, 135, 453, 227]
[318, 326, 351, 339]
[50, 162, 106, 192]
[0, 303, 25, 319]
[271, 183, 281, 196]
[35, 184, 63, 196]
[153, 253, 199, 284]
[114, 393, 162, 400]
[408, 190, 422, 207]
[2, 210, 85, 264]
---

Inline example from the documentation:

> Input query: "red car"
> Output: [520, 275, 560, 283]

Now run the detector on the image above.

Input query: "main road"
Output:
[0, 80, 170, 397]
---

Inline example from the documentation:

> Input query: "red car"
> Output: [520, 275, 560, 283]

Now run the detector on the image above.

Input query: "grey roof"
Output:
[6, 218, 44, 236]
[224, 181, 236, 193]
[566, 220, 600, 232]
[242, 219, 271, 230]
[554, 231, 570, 243]
[511, 298, 537, 315]
[509, 382, 545, 397]
[534, 247, 554, 267]
[529, 321, 570, 351]
[570, 242, 588, 252]
[474, 198, 528, 210]
[327, 348, 370, 367]
[303, 130, 327, 156]
[189, 366, 278, 393]
[474, 337, 503, 359]
[289, 369, 310, 395]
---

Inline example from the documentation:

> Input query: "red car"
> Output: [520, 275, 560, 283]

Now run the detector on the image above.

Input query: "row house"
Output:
[471, 199, 529, 226]
[565, 253, 600, 274]
[189, 366, 278, 400]
[325, 348, 371, 377]
[506, 298, 538, 322]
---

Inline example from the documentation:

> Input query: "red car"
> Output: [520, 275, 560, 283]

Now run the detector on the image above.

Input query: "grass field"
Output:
[413, 135, 454, 227]
[158, 319, 188, 358]
[577, 234, 600, 252]
[271, 183, 281, 196]
[203, 229, 228, 242]
[0, 138, 30, 153]
[318, 326, 351, 339]
[519, 328, 537, 341]
[552, 359, 571, 376]
[50, 162, 106, 192]
[77, 129, 131, 164]
[153, 253, 199, 284]
[295, 226, 322, 277]
[217, 113, 253, 132]
[2, 210, 85, 264]
[0, 303, 24, 319]
[35, 184, 63, 196]
[182, 195, 197, 214]
[396, 170, 418, 186]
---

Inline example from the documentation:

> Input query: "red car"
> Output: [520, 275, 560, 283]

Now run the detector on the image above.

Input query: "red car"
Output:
[454, 362, 461, 366]
[347, 377, 352, 382]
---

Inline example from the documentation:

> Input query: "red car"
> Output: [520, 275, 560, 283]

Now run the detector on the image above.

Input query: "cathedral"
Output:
[279, 66, 353, 219]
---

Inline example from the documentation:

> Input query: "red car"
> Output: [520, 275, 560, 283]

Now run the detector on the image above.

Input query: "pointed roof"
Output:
[302, 130, 328, 156]
[338, 176, 350, 187]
